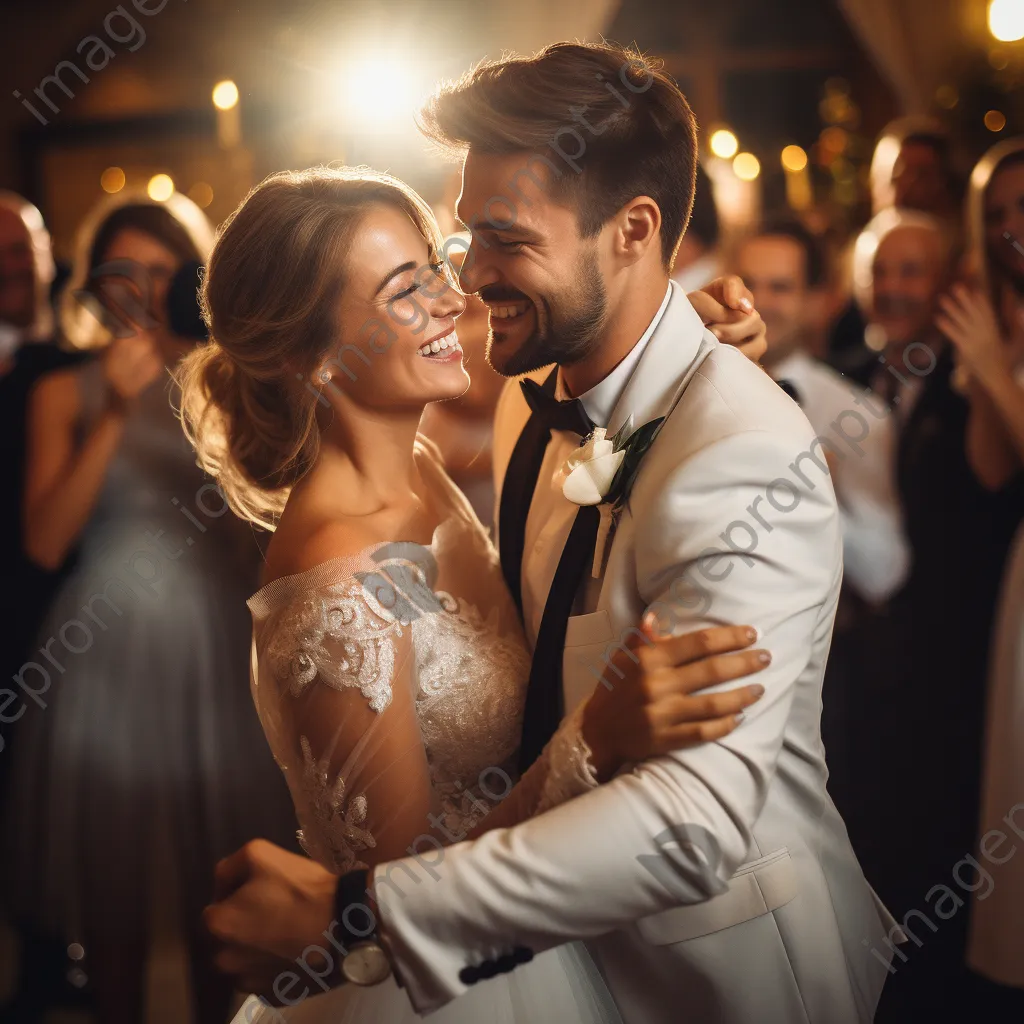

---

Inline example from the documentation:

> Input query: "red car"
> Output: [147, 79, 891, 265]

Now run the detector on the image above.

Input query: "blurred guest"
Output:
[891, 131, 960, 221]
[0, 191, 89, 1021]
[0, 192, 82, 684]
[736, 217, 909, 811]
[836, 207, 1024, 1021]
[937, 138, 1024, 1012]
[829, 119, 962, 363]
[844, 208, 954, 413]
[870, 117, 961, 221]
[736, 218, 908, 606]
[670, 164, 720, 291]
[1, 192, 297, 1024]
[420, 242, 504, 527]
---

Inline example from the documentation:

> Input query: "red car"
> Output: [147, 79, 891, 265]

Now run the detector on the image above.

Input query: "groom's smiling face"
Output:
[455, 150, 609, 377]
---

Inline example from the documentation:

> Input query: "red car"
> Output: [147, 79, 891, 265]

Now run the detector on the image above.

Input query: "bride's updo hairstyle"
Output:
[177, 166, 443, 531]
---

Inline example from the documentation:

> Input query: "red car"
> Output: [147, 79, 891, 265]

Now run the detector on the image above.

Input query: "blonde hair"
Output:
[176, 166, 443, 531]
[966, 136, 1024, 314]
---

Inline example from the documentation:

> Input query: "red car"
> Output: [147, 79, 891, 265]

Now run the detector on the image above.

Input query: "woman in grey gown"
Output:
[1, 191, 298, 1024]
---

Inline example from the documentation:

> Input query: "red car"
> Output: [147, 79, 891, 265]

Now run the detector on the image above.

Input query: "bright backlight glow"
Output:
[989, 0, 1024, 42]
[338, 57, 426, 133]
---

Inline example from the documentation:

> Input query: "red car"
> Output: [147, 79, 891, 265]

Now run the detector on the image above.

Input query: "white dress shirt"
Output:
[519, 282, 673, 645]
[771, 349, 909, 604]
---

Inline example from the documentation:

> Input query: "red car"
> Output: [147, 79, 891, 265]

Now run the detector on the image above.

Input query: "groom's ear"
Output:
[613, 196, 662, 266]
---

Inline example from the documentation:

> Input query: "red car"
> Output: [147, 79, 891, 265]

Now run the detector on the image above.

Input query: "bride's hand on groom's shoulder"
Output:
[689, 276, 768, 364]
[580, 621, 770, 783]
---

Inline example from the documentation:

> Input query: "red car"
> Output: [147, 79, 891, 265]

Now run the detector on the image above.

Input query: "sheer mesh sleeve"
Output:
[466, 702, 600, 838]
[250, 571, 435, 874]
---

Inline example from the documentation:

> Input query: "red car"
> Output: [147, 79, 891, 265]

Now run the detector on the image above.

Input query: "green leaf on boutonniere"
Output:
[609, 414, 635, 452]
[605, 416, 665, 513]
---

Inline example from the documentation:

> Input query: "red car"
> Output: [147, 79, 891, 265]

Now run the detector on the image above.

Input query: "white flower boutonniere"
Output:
[560, 415, 666, 577]
[561, 427, 626, 506]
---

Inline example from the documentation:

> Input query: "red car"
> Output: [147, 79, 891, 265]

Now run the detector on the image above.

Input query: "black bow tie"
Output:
[519, 376, 596, 437]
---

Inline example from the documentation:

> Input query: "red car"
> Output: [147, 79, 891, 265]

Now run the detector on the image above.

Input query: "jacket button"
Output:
[495, 953, 517, 974]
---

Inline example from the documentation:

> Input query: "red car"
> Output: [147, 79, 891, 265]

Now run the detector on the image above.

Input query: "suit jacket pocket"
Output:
[637, 847, 799, 945]
[562, 609, 615, 715]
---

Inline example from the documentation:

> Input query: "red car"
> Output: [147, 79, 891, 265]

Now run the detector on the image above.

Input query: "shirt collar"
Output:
[767, 349, 811, 383]
[555, 281, 673, 428]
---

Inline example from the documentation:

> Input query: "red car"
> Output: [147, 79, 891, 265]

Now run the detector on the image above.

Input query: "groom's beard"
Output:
[486, 252, 608, 378]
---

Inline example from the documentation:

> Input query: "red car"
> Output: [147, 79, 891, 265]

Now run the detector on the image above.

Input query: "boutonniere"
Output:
[560, 414, 666, 577]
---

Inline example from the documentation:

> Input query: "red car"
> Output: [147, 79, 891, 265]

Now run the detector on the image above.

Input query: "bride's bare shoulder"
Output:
[260, 512, 392, 588]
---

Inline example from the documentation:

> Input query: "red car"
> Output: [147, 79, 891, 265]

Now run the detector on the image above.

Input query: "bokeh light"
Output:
[212, 80, 239, 111]
[188, 182, 214, 208]
[147, 174, 174, 201]
[989, 48, 1011, 70]
[935, 84, 959, 110]
[985, 109, 1007, 132]
[781, 145, 808, 172]
[710, 129, 739, 159]
[989, 0, 1024, 42]
[733, 153, 761, 181]
[820, 127, 849, 157]
[100, 167, 125, 194]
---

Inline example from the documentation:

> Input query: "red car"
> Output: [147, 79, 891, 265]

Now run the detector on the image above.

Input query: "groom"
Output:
[206, 42, 898, 1022]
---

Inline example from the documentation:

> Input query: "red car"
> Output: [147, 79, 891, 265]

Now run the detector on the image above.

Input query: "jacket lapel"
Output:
[497, 366, 558, 620]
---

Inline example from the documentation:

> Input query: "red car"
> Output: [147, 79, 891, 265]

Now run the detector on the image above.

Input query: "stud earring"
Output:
[319, 370, 332, 383]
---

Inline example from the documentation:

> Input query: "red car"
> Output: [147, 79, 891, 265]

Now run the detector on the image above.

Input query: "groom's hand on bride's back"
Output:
[581, 621, 770, 783]
[689, 275, 768, 363]
[203, 838, 340, 999]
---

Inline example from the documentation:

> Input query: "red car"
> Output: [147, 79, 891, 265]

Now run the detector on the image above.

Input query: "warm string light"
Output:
[188, 182, 214, 208]
[781, 146, 812, 210]
[985, 109, 1008, 132]
[147, 174, 174, 201]
[100, 166, 125, 193]
[212, 79, 241, 148]
[212, 80, 239, 110]
[733, 153, 761, 181]
[710, 129, 739, 159]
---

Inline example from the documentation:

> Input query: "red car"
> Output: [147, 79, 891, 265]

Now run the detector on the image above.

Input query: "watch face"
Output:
[341, 942, 392, 986]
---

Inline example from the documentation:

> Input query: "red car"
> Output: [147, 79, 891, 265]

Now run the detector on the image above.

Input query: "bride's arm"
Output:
[254, 579, 439, 875]
[465, 622, 769, 838]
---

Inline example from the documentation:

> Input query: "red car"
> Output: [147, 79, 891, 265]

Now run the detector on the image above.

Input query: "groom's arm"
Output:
[371, 424, 841, 1014]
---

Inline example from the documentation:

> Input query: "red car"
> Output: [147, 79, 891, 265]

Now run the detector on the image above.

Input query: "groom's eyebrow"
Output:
[373, 261, 417, 296]
[455, 214, 542, 242]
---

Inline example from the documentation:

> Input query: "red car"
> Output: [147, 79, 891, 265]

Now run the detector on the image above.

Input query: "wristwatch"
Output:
[334, 869, 392, 986]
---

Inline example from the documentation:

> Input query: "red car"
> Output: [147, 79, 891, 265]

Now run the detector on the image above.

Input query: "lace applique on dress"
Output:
[263, 579, 405, 713]
[251, 504, 537, 875]
[534, 701, 600, 816]
[296, 735, 376, 874]
[412, 590, 530, 837]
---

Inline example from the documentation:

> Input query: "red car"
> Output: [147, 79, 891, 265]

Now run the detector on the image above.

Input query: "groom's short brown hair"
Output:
[418, 41, 699, 270]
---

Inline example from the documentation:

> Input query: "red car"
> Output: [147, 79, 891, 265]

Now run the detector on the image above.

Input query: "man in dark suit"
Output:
[0, 190, 88, 1022]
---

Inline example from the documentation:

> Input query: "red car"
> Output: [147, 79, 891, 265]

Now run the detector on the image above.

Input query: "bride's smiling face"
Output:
[326, 203, 468, 410]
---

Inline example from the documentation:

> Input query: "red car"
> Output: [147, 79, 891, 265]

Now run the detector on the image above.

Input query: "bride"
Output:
[176, 166, 769, 1022]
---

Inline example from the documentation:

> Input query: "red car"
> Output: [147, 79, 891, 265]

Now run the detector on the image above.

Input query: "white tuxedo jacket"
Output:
[375, 283, 899, 1023]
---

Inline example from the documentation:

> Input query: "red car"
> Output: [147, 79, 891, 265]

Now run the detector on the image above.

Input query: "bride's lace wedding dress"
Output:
[234, 438, 619, 1024]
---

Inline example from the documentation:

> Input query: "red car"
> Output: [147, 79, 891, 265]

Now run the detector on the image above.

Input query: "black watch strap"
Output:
[334, 869, 377, 947]
[333, 868, 403, 989]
